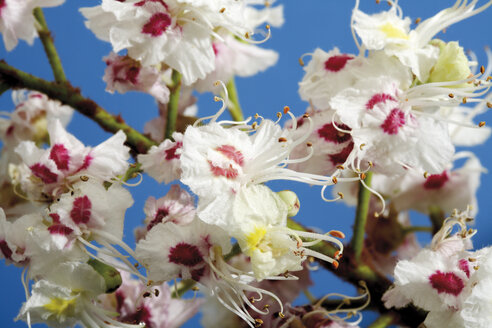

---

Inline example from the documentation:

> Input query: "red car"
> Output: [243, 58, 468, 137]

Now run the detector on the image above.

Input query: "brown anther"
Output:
[299, 57, 305, 66]
[192, 286, 200, 291]
[276, 112, 282, 118]
[302, 113, 310, 118]
[255, 319, 263, 327]
[465, 217, 474, 222]
[375, 0, 380, 3]
[154, 289, 160, 297]
[487, 76, 492, 81]
[147, 280, 154, 286]
[480, 65, 485, 74]
[359, 143, 365, 150]
[474, 265, 480, 271]
[296, 240, 302, 248]
[214, 96, 220, 102]
[283, 106, 290, 114]
[266, 24, 270, 30]
[423, 171, 429, 178]
[468, 257, 477, 262]
[386, 0, 391, 5]
[329, 230, 346, 239]
[278, 137, 287, 143]
[306, 142, 313, 147]
[414, 17, 421, 24]
[143, 292, 151, 298]
[130, 163, 137, 168]
[337, 192, 344, 199]
[462, 97, 467, 104]
[80, 176, 89, 182]
[245, 32, 250, 39]
[368, 161, 373, 167]
[278, 312, 285, 319]
[254, 113, 259, 119]
[308, 256, 315, 263]
[265, 1, 271, 7]
[472, 282, 478, 287]
[487, 102, 492, 108]
[249, 297, 256, 303]
[263, 304, 270, 310]
[360, 172, 366, 180]
[219, 7, 225, 13]
[332, 176, 338, 184]
[448, 93, 454, 98]
[479, 121, 486, 127]
[336, 165, 345, 170]
[251, 122, 257, 129]
[134, 263, 139, 268]
[332, 260, 339, 269]
[334, 250, 340, 258]
[283, 272, 290, 278]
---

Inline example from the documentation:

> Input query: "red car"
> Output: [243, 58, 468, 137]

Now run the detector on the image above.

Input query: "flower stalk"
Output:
[351, 171, 373, 262]
[165, 70, 182, 140]
[226, 77, 245, 122]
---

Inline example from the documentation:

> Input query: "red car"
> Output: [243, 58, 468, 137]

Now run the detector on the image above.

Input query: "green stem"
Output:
[33, 8, 66, 83]
[351, 171, 373, 262]
[0, 60, 156, 154]
[428, 205, 445, 235]
[165, 70, 181, 140]
[122, 163, 142, 182]
[367, 313, 396, 328]
[402, 225, 433, 235]
[226, 77, 244, 122]
[171, 279, 196, 298]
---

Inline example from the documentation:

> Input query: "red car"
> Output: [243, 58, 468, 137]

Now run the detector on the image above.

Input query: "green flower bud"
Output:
[428, 41, 471, 87]
[277, 190, 300, 217]
[87, 259, 122, 293]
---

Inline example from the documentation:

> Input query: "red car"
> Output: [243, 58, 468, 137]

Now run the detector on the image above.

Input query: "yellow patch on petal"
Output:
[246, 226, 267, 251]
[379, 23, 408, 39]
[43, 297, 76, 318]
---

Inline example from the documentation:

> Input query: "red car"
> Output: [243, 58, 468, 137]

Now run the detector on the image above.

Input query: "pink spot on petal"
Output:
[6, 125, 14, 136]
[76, 154, 93, 173]
[142, 13, 172, 37]
[329, 142, 354, 166]
[70, 196, 92, 225]
[165, 141, 182, 160]
[212, 43, 219, 55]
[125, 66, 140, 85]
[208, 161, 239, 179]
[0, 240, 13, 260]
[458, 259, 470, 278]
[324, 54, 353, 72]
[429, 271, 464, 296]
[381, 108, 405, 135]
[366, 93, 396, 110]
[49, 144, 70, 171]
[318, 123, 351, 144]
[191, 267, 206, 282]
[48, 224, 74, 236]
[216, 145, 244, 166]
[49, 213, 61, 224]
[147, 208, 169, 231]
[168, 242, 203, 267]
[423, 172, 449, 190]
[30, 163, 58, 184]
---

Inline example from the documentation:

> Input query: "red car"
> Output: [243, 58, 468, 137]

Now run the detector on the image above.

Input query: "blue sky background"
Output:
[0, 1, 491, 327]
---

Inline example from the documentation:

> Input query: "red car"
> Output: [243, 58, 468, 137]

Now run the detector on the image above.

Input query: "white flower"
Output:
[138, 132, 183, 184]
[103, 52, 170, 103]
[0, 0, 65, 51]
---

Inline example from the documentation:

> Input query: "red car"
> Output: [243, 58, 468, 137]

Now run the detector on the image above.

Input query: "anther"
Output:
[252, 122, 257, 129]
[143, 292, 151, 298]
[255, 319, 263, 327]
[249, 297, 256, 303]
[414, 18, 421, 24]
[278, 312, 285, 319]
[468, 257, 477, 262]
[359, 143, 365, 150]
[332, 260, 339, 269]
[276, 112, 282, 118]
[479, 121, 486, 127]
[80, 176, 89, 181]
[147, 280, 154, 286]
[308, 256, 315, 263]
[278, 137, 287, 142]
[265, 1, 271, 7]
[337, 192, 344, 199]
[368, 161, 373, 167]
[134, 263, 139, 268]
[376, 0, 380, 3]
[263, 304, 270, 310]
[487, 102, 492, 108]
[423, 171, 429, 178]
[219, 7, 225, 13]
[154, 289, 160, 297]
[192, 286, 200, 291]
[329, 230, 346, 239]
[283, 106, 290, 114]
[303, 113, 310, 118]
[480, 65, 485, 74]
[306, 142, 313, 147]
[487, 76, 492, 81]
[299, 57, 305, 66]
[360, 173, 366, 180]
[448, 93, 454, 98]
[245, 32, 250, 39]
[254, 113, 259, 119]
[336, 165, 345, 170]
[474, 265, 480, 271]
[462, 97, 467, 104]
[266, 24, 270, 30]
[332, 176, 338, 184]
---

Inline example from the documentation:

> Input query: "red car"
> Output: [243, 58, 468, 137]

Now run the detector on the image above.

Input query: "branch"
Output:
[367, 313, 397, 328]
[0, 60, 156, 154]
[33, 8, 66, 83]
[226, 77, 245, 122]
[350, 171, 373, 262]
[165, 70, 182, 140]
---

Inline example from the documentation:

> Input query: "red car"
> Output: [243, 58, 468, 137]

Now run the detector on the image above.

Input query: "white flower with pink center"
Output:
[134, 184, 195, 241]
[13, 119, 130, 200]
[0, 0, 65, 51]
[99, 271, 203, 328]
[103, 52, 170, 103]
[80, 0, 280, 85]
[138, 132, 183, 184]
[330, 77, 455, 175]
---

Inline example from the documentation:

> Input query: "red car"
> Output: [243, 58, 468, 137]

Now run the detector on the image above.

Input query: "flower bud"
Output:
[428, 41, 471, 87]
[277, 190, 300, 217]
